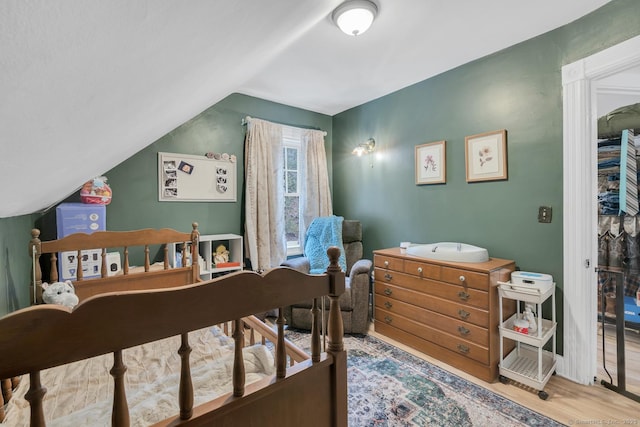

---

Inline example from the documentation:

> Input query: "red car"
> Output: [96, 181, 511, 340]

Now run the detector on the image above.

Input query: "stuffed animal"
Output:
[41, 280, 79, 309]
[213, 244, 229, 265]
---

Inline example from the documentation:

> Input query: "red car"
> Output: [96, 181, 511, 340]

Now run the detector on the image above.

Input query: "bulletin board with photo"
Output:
[158, 152, 236, 202]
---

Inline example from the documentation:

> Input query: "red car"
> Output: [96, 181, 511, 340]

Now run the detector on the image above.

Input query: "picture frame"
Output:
[178, 161, 194, 175]
[465, 129, 507, 182]
[415, 140, 446, 185]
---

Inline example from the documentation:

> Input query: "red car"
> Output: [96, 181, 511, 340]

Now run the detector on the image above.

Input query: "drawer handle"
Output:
[457, 291, 470, 301]
[458, 309, 470, 320]
[417, 267, 423, 274]
[384, 288, 393, 296]
[457, 344, 470, 354]
[384, 260, 389, 267]
[384, 301, 393, 309]
[384, 316, 393, 324]
[459, 275, 466, 283]
[458, 326, 470, 336]
[384, 273, 393, 281]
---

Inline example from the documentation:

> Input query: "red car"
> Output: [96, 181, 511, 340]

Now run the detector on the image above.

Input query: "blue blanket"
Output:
[304, 215, 347, 274]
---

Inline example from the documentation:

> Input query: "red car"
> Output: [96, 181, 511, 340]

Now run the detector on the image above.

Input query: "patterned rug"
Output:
[284, 330, 563, 427]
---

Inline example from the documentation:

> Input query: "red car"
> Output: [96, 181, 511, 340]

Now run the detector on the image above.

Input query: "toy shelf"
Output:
[169, 233, 243, 279]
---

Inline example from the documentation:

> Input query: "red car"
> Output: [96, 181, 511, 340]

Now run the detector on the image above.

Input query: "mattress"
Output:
[1, 326, 275, 426]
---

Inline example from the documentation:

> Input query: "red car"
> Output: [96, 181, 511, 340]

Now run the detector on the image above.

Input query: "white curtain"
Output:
[244, 118, 332, 271]
[300, 128, 333, 244]
[244, 118, 285, 271]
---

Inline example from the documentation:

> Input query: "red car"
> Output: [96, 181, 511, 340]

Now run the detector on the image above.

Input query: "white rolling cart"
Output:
[498, 272, 556, 400]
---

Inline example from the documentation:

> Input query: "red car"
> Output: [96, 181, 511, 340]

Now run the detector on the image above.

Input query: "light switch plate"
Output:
[538, 206, 552, 223]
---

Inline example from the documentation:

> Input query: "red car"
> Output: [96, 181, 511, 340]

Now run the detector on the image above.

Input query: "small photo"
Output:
[164, 170, 176, 178]
[217, 176, 227, 184]
[165, 178, 177, 187]
[178, 161, 194, 174]
[217, 184, 228, 193]
[216, 167, 227, 175]
[164, 188, 178, 197]
[164, 161, 176, 170]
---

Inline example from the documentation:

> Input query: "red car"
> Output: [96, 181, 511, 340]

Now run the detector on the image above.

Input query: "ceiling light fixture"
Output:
[352, 138, 376, 156]
[332, 0, 378, 36]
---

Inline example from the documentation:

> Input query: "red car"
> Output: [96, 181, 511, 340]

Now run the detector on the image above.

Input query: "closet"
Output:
[596, 100, 640, 402]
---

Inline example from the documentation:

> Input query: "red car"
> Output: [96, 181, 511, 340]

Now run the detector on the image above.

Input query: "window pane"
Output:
[286, 171, 297, 193]
[286, 147, 298, 169]
[285, 195, 300, 243]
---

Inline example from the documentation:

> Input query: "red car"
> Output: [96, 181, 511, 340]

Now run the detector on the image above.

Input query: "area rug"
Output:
[284, 330, 563, 427]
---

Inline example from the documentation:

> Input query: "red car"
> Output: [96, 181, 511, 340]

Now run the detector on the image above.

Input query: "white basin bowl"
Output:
[405, 242, 489, 263]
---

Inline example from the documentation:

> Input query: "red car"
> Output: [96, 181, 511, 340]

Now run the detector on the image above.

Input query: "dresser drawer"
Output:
[374, 267, 401, 287]
[375, 308, 489, 365]
[377, 270, 489, 310]
[441, 266, 488, 290]
[374, 283, 489, 327]
[403, 260, 441, 280]
[374, 255, 403, 272]
[376, 295, 488, 347]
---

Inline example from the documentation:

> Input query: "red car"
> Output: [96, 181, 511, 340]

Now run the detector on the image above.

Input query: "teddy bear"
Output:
[41, 280, 79, 309]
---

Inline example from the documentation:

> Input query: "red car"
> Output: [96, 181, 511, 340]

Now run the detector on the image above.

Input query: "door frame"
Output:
[562, 34, 640, 384]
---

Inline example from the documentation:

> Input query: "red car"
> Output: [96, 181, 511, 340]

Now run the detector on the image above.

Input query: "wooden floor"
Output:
[369, 325, 640, 426]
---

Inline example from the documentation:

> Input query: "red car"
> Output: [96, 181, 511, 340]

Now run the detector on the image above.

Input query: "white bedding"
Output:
[1, 326, 275, 426]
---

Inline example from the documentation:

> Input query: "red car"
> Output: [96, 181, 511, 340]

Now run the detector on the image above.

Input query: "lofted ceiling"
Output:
[0, 0, 612, 218]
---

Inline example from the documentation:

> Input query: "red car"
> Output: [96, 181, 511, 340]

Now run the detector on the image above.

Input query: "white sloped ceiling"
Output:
[0, 0, 611, 218]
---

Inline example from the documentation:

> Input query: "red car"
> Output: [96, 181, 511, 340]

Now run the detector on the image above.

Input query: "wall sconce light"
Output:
[332, 0, 378, 36]
[352, 138, 376, 156]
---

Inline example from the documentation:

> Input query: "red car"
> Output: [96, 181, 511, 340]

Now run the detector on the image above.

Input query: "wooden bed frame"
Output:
[0, 225, 347, 426]
[27, 223, 202, 304]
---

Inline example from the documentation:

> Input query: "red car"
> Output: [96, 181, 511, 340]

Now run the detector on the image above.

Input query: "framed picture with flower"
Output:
[465, 129, 507, 182]
[415, 140, 446, 185]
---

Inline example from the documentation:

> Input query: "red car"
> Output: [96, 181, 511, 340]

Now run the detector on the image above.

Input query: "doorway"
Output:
[562, 34, 640, 386]
[595, 74, 640, 398]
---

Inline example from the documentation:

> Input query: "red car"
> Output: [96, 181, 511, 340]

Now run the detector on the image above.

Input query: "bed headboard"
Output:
[28, 223, 201, 304]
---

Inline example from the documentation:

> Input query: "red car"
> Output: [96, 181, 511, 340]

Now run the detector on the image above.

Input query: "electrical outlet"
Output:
[538, 206, 552, 223]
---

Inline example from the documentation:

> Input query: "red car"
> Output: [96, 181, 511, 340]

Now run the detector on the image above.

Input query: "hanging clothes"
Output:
[619, 129, 638, 216]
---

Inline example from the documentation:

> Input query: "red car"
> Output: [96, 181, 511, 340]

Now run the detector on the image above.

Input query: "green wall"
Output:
[0, 214, 37, 316]
[331, 0, 640, 354]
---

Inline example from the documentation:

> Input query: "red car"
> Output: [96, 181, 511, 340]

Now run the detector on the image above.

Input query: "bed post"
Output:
[29, 229, 42, 305]
[276, 309, 287, 378]
[110, 350, 130, 426]
[24, 371, 46, 427]
[178, 332, 194, 420]
[325, 246, 348, 427]
[311, 297, 321, 362]
[232, 319, 246, 396]
[190, 222, 200, 282]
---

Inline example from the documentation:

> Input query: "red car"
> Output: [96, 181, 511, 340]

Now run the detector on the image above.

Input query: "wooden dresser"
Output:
[373, 247, 515, 383]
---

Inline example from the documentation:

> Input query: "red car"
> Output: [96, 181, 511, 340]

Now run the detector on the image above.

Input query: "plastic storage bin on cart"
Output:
[498, 272, 557, 400]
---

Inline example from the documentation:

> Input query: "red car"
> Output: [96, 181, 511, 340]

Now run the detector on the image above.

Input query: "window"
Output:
[283, 126, 303, 255]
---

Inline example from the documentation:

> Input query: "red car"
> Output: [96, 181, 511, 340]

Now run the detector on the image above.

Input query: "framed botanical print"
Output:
[465, 129, 507, 182]
[415, 140, 446, 185]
